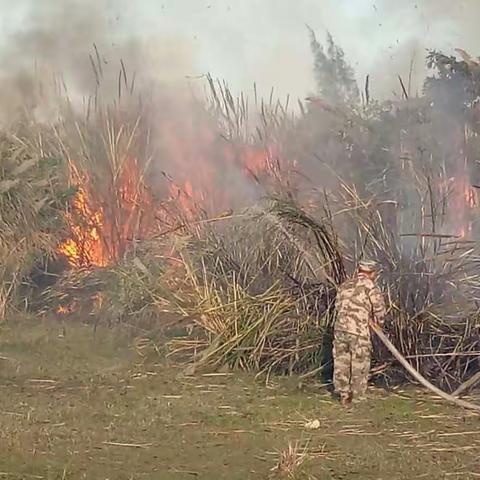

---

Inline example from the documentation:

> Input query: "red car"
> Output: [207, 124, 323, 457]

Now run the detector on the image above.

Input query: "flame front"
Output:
[59, 158, 158, 268]
[59, 135, 282, 269]
[59, 186, 107, 267]
[440, 175, 478, 238]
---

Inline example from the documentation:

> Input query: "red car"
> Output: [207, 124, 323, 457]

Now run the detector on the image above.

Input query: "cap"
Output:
[358, 260, 378, 273]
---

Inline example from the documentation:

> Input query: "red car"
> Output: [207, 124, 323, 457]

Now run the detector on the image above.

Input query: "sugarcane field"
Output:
[1, 2, 480, 479]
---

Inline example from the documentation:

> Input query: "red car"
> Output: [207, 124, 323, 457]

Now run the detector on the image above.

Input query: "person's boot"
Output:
[339, 393, 351, 407]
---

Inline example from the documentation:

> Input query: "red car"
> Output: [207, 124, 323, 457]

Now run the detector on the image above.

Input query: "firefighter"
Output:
[333, 260, 387, 406]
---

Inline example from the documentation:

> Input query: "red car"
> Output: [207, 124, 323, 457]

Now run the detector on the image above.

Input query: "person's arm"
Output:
[369, 285, 387, 327]
[335, 284, 348, 314]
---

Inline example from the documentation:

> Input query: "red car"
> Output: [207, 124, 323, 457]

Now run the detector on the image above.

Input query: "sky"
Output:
[0, 0, 477, 102]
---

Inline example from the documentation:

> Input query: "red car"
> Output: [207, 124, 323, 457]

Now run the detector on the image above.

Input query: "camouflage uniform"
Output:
[333, 266, 386, 402]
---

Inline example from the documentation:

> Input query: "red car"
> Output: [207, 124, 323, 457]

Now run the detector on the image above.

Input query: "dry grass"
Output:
[164, 198, 344, 377]
[333, 182, 480, 389]
[160, 184, 480, 390]
[2, 319, 478, 479]
[43, 83, 163, 267]
[39, 239, 177, 328]
[0, 133, 69, 319]
[270, 440, 313, 478]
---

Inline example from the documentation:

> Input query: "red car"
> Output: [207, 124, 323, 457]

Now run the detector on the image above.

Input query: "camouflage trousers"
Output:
[333, 331, 371, 400]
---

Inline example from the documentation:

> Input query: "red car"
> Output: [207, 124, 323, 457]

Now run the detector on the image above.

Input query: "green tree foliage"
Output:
[308, 27, 360, 105]
[424, 49, 480, 122]
[424, 49, 480, 186]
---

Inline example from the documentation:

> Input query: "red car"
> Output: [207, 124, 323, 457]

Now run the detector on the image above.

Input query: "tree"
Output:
[308, 27, 360, 106]
[424, 49, 480, 125]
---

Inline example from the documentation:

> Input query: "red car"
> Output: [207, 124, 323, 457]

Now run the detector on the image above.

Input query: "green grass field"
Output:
[0, 319, 479, 479]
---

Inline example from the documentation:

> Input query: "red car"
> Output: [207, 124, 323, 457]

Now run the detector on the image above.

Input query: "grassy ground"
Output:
[0, 319, 479, 479]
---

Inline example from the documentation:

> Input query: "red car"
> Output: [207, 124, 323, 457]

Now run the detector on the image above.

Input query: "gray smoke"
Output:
[1, 0, 479, 114]
[0, 0, 197, 124]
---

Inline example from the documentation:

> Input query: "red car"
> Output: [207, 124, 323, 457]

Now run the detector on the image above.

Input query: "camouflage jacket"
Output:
[334, 274, 387, 338]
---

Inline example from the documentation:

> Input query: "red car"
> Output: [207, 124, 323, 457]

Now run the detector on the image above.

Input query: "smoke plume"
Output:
[0, 0, 198, 124]
[2, 0, 480, 113]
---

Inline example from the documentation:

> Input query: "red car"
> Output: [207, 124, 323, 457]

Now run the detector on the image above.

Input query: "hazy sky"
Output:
[0, 0, 477, 101]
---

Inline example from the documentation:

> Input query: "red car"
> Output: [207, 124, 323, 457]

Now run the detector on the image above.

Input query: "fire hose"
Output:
[370, 323, 480, 412]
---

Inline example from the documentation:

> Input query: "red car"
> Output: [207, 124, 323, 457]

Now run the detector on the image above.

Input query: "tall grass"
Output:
[0, 132, 69, 319]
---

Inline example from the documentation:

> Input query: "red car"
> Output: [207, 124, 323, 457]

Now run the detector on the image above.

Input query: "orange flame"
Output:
[59, 121, 283, 269]
[446, 176, 477, 238]
[56, 302, 77, 315]
[59, 158, 159, 268]
[243, 145, 271, 176]
[463, 184, 477, 209]
[59, 186, 107, 267]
